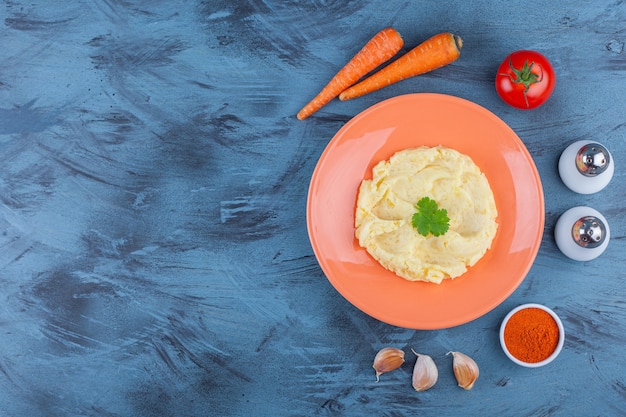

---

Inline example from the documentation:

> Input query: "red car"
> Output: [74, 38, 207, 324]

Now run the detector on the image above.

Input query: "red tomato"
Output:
[495, 50, 556, 110]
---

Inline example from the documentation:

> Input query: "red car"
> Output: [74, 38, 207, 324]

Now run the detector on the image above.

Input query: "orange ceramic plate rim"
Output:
[306, 93, 545, 329]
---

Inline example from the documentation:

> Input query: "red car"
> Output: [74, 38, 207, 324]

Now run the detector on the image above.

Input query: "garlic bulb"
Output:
[448, 351, 479, 390]
[411, 350, 438, 391]
[372, 347, 405, 381]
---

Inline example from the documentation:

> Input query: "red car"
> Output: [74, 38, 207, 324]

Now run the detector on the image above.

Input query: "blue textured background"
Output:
[0, 1, 625, 416]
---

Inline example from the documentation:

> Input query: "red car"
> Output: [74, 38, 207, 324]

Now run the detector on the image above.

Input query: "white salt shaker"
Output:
[558, 140, 614, 194]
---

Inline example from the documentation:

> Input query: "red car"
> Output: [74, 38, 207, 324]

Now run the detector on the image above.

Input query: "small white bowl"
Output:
[499, 303, 565, 368]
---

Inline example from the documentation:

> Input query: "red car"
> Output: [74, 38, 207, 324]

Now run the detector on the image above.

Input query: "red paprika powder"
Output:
[503, 307, 560, 363]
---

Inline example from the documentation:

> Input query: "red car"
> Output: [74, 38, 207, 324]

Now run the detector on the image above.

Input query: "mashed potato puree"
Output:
[355, 146, 498, 284]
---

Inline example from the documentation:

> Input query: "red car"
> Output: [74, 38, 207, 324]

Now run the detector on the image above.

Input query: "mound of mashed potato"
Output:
[355, 146, 498, 284]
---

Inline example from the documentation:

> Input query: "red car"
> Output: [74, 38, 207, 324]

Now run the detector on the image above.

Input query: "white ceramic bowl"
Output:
[499, 303, 565, 368]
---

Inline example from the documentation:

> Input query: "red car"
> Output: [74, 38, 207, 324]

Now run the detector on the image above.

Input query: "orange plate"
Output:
[307, 93, 544, 329]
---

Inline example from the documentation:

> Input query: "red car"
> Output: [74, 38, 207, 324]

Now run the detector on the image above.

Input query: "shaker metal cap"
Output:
[575, 143, 611, 177]
[572, 215, 606, 248]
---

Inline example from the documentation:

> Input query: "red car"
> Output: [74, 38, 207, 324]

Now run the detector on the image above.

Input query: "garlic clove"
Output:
[372, 347, 405, 382]
[410, 349, 438, 391]
[447, 351, 479, 390]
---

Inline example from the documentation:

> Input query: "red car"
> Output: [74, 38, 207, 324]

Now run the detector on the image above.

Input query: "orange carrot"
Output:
[297, 28, 404, 120]
[338, 32, 463, 101]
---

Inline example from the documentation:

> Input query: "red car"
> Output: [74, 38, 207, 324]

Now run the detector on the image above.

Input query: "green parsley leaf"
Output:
[411, 197, 450, 237]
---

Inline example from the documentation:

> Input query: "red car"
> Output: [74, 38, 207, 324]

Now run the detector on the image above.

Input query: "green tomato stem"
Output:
[508, 59, 544, 107]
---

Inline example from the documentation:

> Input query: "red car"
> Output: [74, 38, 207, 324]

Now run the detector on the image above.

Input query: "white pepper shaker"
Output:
[554, 206, 610, 261]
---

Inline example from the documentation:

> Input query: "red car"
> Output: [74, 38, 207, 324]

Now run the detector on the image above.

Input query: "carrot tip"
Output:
[453, 34, 463, 51]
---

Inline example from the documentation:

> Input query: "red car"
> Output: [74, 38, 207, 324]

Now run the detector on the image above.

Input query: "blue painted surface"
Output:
[0, 1, 625, 416]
